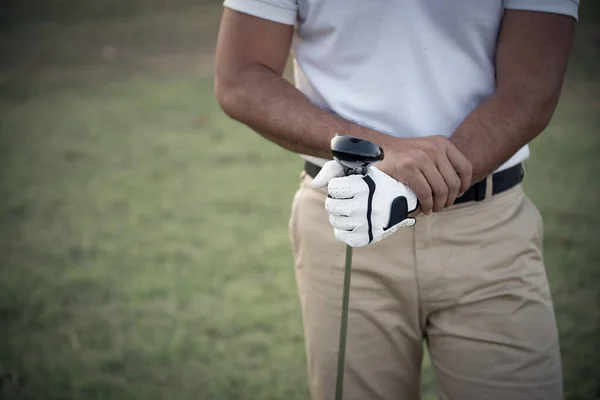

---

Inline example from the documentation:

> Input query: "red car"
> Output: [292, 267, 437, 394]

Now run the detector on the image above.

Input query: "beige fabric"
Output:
[485, 174, 493, 199]
[288, 171, 562, 400]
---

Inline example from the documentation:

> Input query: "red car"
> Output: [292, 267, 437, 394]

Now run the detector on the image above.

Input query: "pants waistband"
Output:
[304, 161, 524, 205]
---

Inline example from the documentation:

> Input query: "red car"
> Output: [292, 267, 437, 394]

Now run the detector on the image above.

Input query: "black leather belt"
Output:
[304, 161, 524, 205]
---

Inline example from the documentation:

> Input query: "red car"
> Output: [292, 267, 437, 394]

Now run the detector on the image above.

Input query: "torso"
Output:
[293, 0, 529, 171]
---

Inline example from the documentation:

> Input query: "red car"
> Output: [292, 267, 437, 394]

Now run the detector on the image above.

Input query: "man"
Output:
[214, 1, 578, 399]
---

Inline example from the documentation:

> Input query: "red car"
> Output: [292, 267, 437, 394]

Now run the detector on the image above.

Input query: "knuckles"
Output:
[399, 151, 428, 169]
[446, 176, 461, 193]
[432, 185, 449, 196]
[458, 161, 473, 176]
[424, 136, 448, 151]
[419, 140, 440, 155]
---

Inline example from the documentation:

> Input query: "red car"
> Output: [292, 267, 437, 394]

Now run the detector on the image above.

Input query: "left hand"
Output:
[311, 161, 419, 247]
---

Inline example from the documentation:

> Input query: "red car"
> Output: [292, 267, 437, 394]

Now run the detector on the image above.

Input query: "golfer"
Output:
[215, 1, 579, 399]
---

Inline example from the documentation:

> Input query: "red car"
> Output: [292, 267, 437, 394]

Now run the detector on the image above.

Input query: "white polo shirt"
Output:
[223, 0, 579, 171]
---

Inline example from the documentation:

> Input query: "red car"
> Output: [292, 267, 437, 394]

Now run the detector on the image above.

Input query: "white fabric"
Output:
[224, 0, 297, 25]
[505, 0, 579, 16]
[312, 161, 418, 247]
[224, 0, 579, 172]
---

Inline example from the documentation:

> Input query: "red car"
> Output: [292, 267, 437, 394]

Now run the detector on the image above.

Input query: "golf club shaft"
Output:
[334, 244, 353, 400]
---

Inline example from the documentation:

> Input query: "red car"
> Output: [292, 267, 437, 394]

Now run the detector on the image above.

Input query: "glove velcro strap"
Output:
[386, 197, 410, 230]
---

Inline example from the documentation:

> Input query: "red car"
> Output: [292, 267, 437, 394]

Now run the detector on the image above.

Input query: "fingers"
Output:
[327, 175, 365, 199]
[398, 217, 416, 227]
[381, 137, 473, 212]
[335, 229, 369, 248]
[408, 208, 421, 218]
[420, 161, 449, 213]
[329, 215, 361, 231]
[405, 171, 434, 215]
[445, 144, 473, 196]
[435, 155, 461, 208]
[379, 156, 435, 214]
[311, 160, 345, 188]
[325, 197, 365, 217]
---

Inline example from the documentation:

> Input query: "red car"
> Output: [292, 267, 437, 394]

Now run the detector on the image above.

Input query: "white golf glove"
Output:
[311, 161, 419, 247]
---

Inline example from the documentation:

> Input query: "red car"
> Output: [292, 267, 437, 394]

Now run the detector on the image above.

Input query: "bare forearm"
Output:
[450, 84, 559, 183]
[452, 10, 575, 183]
[216, 63, 395, 159]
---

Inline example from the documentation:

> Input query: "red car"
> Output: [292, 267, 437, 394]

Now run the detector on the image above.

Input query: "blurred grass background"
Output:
[0, 1, 599, 399]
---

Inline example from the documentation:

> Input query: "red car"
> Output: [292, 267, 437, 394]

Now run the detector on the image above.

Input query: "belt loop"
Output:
[484, 174, 493, 199]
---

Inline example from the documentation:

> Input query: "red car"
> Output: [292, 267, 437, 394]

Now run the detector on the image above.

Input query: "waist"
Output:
[301, 146, 529, 174]
[304, 161, 524, 206]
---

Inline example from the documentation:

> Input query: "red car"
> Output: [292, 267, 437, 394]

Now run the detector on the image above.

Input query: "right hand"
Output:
[377, 136, 472, 214]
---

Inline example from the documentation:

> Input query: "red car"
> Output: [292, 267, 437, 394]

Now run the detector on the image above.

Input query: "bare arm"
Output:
[215, 9, 472, 214]
[450, 10, 575, 183]
[214, 9, 395, 159]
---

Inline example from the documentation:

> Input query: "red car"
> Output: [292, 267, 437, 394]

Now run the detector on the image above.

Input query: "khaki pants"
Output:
[288, 171, 562, 400]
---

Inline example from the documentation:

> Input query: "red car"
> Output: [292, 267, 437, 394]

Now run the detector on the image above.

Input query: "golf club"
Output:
[330, 134, 384, 400]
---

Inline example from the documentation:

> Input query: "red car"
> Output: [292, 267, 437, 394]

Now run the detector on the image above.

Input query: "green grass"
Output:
[0, 77, 308, 399]
[1, 4, 600, 400]
[2, 74, 599, 400]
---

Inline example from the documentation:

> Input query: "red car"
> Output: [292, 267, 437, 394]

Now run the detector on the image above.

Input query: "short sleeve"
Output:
[504, 0, 579, 21]
[223, 0, 298, 25]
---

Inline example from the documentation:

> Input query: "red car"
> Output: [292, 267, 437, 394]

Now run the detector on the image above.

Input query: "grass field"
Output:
[1, 2, 599, 400]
